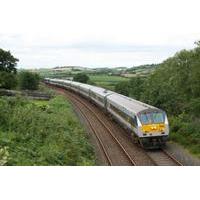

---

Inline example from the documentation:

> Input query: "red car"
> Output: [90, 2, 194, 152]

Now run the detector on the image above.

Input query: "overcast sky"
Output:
[0, 0, 200, 69]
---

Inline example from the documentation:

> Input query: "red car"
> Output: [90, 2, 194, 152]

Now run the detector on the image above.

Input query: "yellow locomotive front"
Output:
[137, 111, 169, 148]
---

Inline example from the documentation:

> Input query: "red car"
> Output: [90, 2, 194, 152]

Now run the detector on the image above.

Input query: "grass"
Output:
[169, 115, 200, 158]
[89, 74, 129, 90]
[0, 95, 95, 165]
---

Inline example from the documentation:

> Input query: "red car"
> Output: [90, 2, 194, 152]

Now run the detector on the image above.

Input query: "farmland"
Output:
[89, 74, 129, 90]
[34, 65, 157, 90]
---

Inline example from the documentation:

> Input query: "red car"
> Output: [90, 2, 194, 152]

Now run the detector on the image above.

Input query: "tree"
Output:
[0, 48, 19, 74]
[19, 71, 40, 90]
[115, 81, 129, 96]
[0, 49, 18, 89]
[0, 71, 17, 89]
[73, 73, 89, 83]
[129, 77, 145, 100]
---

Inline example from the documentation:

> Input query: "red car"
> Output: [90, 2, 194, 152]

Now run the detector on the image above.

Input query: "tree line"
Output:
[115, 42, 200, 155]
[0, 48, 40, 90]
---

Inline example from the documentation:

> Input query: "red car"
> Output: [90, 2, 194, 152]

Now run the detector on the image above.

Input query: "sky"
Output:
[0, 0, 200, 69]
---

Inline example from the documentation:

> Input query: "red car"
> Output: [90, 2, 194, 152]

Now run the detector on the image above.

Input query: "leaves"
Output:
[18, 71, 40, 90]
[0, 96, 95, 165]
[114, 42, 200, 157]
[0, 147, 9, 166]
[0, 48, 18, 74]
[73, 73, 89, 83]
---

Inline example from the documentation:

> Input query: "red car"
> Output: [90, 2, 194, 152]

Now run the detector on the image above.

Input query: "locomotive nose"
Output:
[151, 126, 157, 130]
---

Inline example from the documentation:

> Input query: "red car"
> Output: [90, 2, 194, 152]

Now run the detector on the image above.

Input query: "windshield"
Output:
[140, 112, 165, 124]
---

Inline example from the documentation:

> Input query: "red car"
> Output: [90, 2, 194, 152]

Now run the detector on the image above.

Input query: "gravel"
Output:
[164, 141, 200, 166]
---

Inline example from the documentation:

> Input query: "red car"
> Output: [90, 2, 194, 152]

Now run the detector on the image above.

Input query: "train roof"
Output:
[76, 82, 94, 89]
[46, 78, 162, 114]
[48, 78, 72, 84]
[70, 80, 114, 97]
[89, 85, 114, 97]
[107, 93, 160, 114]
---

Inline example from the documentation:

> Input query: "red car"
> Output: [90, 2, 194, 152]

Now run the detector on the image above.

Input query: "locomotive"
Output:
[44, 78, 169, 149]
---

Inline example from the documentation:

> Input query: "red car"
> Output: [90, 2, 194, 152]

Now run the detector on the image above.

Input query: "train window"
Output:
[140, 113, 152, 124]
[152, 113, 164, 123]
[90, 92, 103, 103]
[98, 96, 104, 103]
[90, 92, 96, 98]
[140, 112, 165, 124]
[110, 104, 129, 121]
[131, 116, 138, 127]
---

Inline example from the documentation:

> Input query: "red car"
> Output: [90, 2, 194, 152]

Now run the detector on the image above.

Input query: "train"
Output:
[44, 78, 169, 149]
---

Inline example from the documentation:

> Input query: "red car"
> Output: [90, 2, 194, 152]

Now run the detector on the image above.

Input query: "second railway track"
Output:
[47, 84, 183, 166]
[146, 149, 183, 166]
[62, 89, 137, 165]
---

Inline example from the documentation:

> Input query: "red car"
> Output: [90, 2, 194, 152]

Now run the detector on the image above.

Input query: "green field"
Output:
[89, 74, 129, 90]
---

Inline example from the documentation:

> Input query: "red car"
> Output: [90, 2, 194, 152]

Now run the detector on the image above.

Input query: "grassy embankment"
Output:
[0, 95, 95, 165]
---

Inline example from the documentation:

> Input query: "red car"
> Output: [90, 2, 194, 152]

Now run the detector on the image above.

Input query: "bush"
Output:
[169, 115, 200, 157]
[115, 81, 129, 96]
[73, 73, 89, 83]
[0, 71, 17, 89]
[0, 96, 95, 165]
[19, 71, 40, 90]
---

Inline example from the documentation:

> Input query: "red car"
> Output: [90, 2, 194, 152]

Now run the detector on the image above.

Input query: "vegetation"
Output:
[0, 96, 95, 165]
[73, 73, 90, 83]
[18, 71, 40, 90]
[115, 42, 200, 157]
[89, 74, 129, 90]
[0, 71, 18, 89]
[0, 48, 18, 74]
[0, 48, 19, 89]
[126, 64, 158, 75]
[0, 49, 95, 165]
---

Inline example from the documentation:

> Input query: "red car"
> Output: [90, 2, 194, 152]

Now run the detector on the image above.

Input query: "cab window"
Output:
[140, 113, 151, 124]
[139, 112, 165, 124]
[152, 113, 164, 123]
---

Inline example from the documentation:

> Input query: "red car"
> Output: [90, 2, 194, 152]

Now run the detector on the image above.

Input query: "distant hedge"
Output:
[73, 73, 89, 83]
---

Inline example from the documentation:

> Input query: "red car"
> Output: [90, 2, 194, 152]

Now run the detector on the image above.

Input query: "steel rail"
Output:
[47, 83, 184, 166]
[59, 90, 113, 166]
[67, 91, 137, 166]
[161, 149, 183, 166]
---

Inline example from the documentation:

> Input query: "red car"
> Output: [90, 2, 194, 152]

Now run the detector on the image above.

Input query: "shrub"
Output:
[19, 71, 40, 90]
[73, 73, 89, 83]
[115, 81, 129, 96]
[0, 71, 17, 89]
[0, 96, 95, 165]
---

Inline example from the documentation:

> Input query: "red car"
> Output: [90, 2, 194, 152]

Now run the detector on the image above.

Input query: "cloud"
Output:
[55, 42, 183, 53]
[0, 34, 184, 54]
[0, 32, 198, 68]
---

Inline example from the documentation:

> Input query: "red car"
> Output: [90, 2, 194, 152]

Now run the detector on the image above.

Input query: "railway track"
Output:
[47, 83, 183, 166]
[52, 86, 137, 166]
[146, 149, 183, 166]
[71, 97, 113, 165]
[66, 91, 137, 166]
